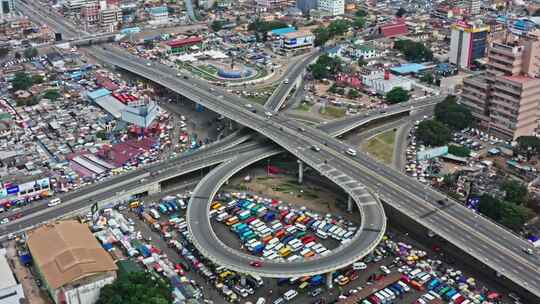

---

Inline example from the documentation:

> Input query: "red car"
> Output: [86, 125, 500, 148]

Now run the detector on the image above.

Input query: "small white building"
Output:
[362, 71, 413, 95]
[0, 248, 25, 304]
[317, 0, 344, 16]
[148, 6, 168, 25]
[350, 44, 382, 59]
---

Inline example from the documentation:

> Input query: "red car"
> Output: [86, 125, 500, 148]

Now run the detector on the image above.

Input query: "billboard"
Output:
[416, 146, 448, 161]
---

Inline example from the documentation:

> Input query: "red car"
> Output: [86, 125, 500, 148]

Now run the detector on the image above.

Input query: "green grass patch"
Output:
[295, 102, 311, 111]
[319, 105, 346, 118]
[362, 130, 397, 165]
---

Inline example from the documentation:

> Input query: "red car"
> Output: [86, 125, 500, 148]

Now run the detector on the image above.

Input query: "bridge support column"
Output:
[347, 195, 353, 213]
[326, 272, 333, 289]
[147, 183, 161, 195]
[297, 160, 303, 184]
[240, 275, 246, 286]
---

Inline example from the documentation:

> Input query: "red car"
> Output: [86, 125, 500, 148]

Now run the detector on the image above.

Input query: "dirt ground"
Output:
[5, 241, 51, 304]
[226, 172, 361, 225]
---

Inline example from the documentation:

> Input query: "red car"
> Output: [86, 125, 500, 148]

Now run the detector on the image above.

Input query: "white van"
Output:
[295, 223, 307, 232]
[251, 275, 264, 287]
[283, 289, 298, 301]
[346, 148, 357, 156]
[47, 198, 62, 207]
[256, 297, 266, 304]
[316, 230, 328, 239]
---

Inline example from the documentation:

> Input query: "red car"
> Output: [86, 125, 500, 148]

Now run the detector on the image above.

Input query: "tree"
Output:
[0, 47, 9, 58]
[416, 120, 452, 146]
[434, 95, 473, 131]
[442, 173, 457, 188]
[448, 145, 470, 157]
[308, 54, 342, 80]
[211, 20, 223, 32]
[394, 39, 433, 62]
[97, 272, 172, 304]
[313, 27, 330, 46]
[348, 89, 359, 98]
[385, 87, 409, 104]
[355, 9, 367, 17]
[477, 194, 504, 222]
[501, 179, 528, 205]
[43, 90, 61, 101]
[14, 52, 21, 60]
[396, 7, 407, 17]
[516, 136, 540, 159]
[11, 72, 33, 91]
[357, 58, 367, 66]
[420, 73, 434, 84]
[477, 194, 531, 231]
[327, 20, 351, 37]
[32, 74, 44, 84]
[23, 47, 38, 59]
[353, 17, 365, 29]
[96, 130, 108, 140]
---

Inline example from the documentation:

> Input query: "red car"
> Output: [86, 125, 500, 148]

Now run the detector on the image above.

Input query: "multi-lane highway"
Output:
[13, 0, 540, 298]
[91, 45, 540, 298]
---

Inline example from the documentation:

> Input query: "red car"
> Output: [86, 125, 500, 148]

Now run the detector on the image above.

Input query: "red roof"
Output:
[166, 37, 203, 48]
[380, 20, 408, 38]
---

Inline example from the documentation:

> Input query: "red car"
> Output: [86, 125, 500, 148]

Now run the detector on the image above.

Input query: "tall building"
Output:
[256, 0, 288, 9]
[460, 30, 540, 139]
[449, 20, 489, 69]
[0, 0, 14, 21]
[64, 0, 88, 13]
[318, 0, 344, 16]
[296, 0, 317, 15]
[466, 0, 480, 15]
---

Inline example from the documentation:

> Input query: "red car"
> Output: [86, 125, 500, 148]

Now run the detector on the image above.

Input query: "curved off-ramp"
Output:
[187, 145, 386, 277]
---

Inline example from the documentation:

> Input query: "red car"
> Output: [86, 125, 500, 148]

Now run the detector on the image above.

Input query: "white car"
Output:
[380, 265, 391, 275]
[353, 262, 367, 270]
[0, 218, 9, 225]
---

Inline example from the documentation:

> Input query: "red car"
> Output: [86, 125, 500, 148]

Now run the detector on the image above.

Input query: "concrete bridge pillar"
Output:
[326, 272, 333, 289]
[347, 195, 353, 213]
[147, 182, 161, 195]
[297, 160, 304, 184]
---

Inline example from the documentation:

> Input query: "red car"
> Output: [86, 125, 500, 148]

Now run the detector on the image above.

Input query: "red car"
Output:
[250, 261, 262, 268]
[175, 264, 185, 275]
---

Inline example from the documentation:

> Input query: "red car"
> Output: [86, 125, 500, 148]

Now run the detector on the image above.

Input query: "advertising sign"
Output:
[6, 186, 19, 195]
[416, 146, 448, 161]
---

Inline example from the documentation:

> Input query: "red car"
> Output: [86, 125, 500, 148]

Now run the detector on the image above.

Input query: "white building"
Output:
[350, 44, 382, 59]
[64, 0, 88, 12]
[317, 0, 344, 16]
[0, 0, 14, 21]
[100, 5, 122, 32]
[362, 71, 413, 95]
[0, 249, 25, 304]
[148, 6, 168, 25]
[273, 30, 315, 55]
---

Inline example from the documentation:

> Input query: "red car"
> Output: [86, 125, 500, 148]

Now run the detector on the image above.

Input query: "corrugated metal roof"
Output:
[87, 88, 111, 100]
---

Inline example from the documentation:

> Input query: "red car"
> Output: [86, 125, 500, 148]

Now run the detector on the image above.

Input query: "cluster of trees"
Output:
[313, 20, 351, 46]
[97, 272, 172, 304]
[416, 96, 473, 147]
[211, 20, 225, 32]
[328, 83, 345, 95]
[448, 145, 470, 157]
[516, 136, 540, 160]
[11, 72, 47, 91]
[477, 191, 531, 232]
[394, 40, 433, 62]
[385, 87, 409, 104]
[248, 19, 288, 41]
[308, 54, 342, 80]
[0, 47, 37, 60]
[353, 10, 367, 30]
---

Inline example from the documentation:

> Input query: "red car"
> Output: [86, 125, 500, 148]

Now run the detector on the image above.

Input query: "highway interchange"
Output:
[9, 0, 540, 299]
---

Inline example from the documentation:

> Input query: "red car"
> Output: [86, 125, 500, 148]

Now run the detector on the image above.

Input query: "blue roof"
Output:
[149, 6, 168, 14]
[87, 88, 111, 100]
[270, 27, 296, 36]
[390, 63, 427, 74]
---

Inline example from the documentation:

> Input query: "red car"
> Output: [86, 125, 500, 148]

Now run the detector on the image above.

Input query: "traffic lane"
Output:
[188, 148, 384, 277]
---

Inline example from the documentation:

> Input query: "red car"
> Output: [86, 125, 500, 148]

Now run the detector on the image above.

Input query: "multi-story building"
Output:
[449, 20, 489, 69]
[81, 0, 100, 27]
[64, 0, 88, 13]
[100, 5, 122, 31]
[256, 0, 288, 9]
[466, 0, 480, 16]
[461, 30, 540, 139]
[273, 30, 315, 55]
[0, 0, 14, 21]
[317, 0, 344, 16]
[296, 0, 317, 15]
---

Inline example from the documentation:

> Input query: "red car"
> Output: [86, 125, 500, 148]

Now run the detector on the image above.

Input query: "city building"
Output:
[296, 0, 317, 15]
[148, 6, 168, 25]
[0, 248, 25, 304]
[256, 0, 288, 9]
[449, 20, 489, 69]
[100, 5, 122, 31]
[26, 221, 118, 304]
[0, 0, 14, 21]
[379, 19, 408, 38]
[362, 70, 414, 95]
[349, 44, 382, 60]
[164, 37, 204, 53]
[80, 1, 100, 27]
[461, 30, 540, 139]
[317, 0, 344, 16]
[466, 0, 480, 16]
[64, 0, 88, 13]
[273, 30, 315, 55]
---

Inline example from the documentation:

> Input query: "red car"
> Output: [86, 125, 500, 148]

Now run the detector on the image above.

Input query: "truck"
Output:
[263, 212, 276, 222]
[251, 243, 265, 255]
[310, 275, 324, 287]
